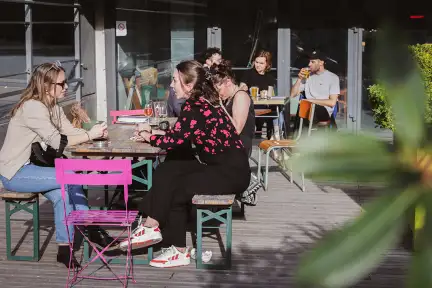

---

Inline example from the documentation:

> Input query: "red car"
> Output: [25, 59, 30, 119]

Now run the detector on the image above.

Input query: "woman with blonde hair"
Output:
[0, 63, 115, 268]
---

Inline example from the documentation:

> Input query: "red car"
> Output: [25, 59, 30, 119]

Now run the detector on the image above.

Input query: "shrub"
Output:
[368, 43, 432, 130]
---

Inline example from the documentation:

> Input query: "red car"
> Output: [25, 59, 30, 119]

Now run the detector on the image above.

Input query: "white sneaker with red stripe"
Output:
[149, 246, 191, 268]
[119, 224, 162, 251]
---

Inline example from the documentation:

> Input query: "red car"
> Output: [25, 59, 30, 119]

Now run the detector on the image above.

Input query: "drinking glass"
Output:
[303, 68, 311, 79]
[250, 86, 259, 101]
[158, 101, 167, 119]
[144, 103, 153, 117]
[153, 101, 167, 124]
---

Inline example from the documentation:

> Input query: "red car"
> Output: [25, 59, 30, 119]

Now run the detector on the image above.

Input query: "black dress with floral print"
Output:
[140, 97, 251, 248]
[149, 97, 245, 160]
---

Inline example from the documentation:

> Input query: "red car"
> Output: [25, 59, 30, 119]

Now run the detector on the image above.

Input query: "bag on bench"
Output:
[30, 134, 68, 167]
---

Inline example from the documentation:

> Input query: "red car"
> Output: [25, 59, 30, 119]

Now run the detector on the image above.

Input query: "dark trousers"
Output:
[255, 105, 275, 139]
[139, 149, 250, 247]
[284, 102, 337, 137]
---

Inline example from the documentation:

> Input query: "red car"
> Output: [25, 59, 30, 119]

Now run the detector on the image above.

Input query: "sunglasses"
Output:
[52, 80, 67, 89]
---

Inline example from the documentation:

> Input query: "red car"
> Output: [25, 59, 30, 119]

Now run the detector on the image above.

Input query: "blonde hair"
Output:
[10, 63, 65, 130]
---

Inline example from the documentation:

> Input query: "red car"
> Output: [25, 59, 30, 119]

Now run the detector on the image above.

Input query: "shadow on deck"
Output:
[0, 147, 411, 287]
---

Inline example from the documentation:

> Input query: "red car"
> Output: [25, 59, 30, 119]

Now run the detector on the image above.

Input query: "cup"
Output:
[268, 86, 274, 98]
[82, 120, 103, 131]
[260, 90, 268, 100]
[143, 103, 153, 117]
[250, 86, 259, 100]
[303, 68, 311, 79]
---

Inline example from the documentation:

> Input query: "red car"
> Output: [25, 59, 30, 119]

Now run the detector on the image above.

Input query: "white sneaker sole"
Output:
[149, 259, 191, 268]
[119, 237, 162, 251]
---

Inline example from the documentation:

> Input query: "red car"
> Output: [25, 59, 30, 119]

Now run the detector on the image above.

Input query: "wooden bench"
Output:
[192, 194, 235, 270]
[0, 188, 40, 261]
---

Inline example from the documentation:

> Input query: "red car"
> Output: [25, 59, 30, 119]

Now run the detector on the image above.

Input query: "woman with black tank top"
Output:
[209, 61, 261, 205]
[209, 61, 255, 156]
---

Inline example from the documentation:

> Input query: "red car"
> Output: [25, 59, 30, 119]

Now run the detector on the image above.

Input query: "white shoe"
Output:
[149, 246, 191, 268]
[119, 223, 162, 251]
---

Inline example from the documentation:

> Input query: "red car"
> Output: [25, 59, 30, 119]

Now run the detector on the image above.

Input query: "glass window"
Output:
[215, 0, 278, 86]
[0, 2, 26, 106]
[0, 2, 23, 22]
[33, 2, 74, 22]
[115, 0, 208, 110]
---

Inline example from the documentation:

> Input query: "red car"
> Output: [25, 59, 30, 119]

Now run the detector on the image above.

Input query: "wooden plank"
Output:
[253, 99, 285, 105]
[0, 144, 411, 287]
[65, 119, 177, 157]
[0, 188, 38, 200]
[192, 195, 235, 205]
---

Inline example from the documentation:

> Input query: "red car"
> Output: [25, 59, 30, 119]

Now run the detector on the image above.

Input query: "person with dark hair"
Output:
[239, 50, 277, 139]
[166, 87, 184, 117]
[210, 60, 261, 205]
[210, 60, 255, 156]
[202, 47, 222, 68]
[166, 48, 222, 117]
[119, 60, 250, 268]
[288, 51, 339, 135]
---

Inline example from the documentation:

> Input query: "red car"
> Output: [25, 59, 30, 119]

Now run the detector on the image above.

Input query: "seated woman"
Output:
[239, 50, 277, 139]
[209, 61, 260, 205]
[118, 60, 251, 268]
[210, 60, 255, 156]
[0, 63, 116, 268]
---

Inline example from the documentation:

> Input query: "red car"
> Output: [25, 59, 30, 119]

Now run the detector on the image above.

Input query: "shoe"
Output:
[149, 246, 191, 268]
[57, 245, 81, 269]
[119, 222, 162, 251]
[240, 180, 262, 206]
[87, 226, 120, 249]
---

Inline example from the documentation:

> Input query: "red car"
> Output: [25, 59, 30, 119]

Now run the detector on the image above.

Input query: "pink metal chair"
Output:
[110, 110, 144, 124]
[55, 158, 138, 287]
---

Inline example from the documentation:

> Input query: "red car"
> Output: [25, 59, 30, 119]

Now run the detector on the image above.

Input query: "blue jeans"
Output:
[0, 164, 89, 244]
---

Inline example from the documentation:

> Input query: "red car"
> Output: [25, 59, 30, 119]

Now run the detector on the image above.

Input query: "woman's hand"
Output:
[88, 122, 108, 139]
[138, 130, 152, 142]
[151, 129, 166, 136]
[136, 123, 152, 133]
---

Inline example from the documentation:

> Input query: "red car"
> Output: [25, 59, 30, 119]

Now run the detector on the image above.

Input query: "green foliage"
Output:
[368, 43, 432, 130]
[292, 25, 430, 288]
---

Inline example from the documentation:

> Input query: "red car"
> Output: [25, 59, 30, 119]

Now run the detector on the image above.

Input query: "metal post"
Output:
[347, 28, 356, 132]
[25, 3, 32, 83]
[277, 28, 291, 97]
[355, 28, 363, 133]
[74, 0, 81, 101]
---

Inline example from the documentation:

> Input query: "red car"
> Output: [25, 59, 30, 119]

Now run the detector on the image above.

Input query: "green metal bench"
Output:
[0, 189, 39, 261]
[192, 194, 235, 270]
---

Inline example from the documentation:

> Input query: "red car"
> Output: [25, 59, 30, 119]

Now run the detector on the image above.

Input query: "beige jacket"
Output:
[0, 100, 89, 180]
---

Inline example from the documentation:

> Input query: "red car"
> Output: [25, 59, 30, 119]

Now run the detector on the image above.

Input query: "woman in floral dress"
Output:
[118, 60, 251, 268]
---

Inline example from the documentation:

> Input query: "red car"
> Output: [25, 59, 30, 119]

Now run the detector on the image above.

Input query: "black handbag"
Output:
[30, 134, 68, 167]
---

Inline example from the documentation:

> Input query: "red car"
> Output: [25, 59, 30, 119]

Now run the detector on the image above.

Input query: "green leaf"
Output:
[289, 132, 397, 183]
[296, 188, 419, 288]
[374, 24, 426, 149]
[407, 193, 432, 288]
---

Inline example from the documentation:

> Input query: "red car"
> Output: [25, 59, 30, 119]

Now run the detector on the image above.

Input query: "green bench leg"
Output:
[5, 198, 40, 261]
[196, 206, 233, 269]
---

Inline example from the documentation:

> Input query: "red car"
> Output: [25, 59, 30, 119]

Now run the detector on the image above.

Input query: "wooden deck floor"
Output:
[0, 148, 411, 287]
